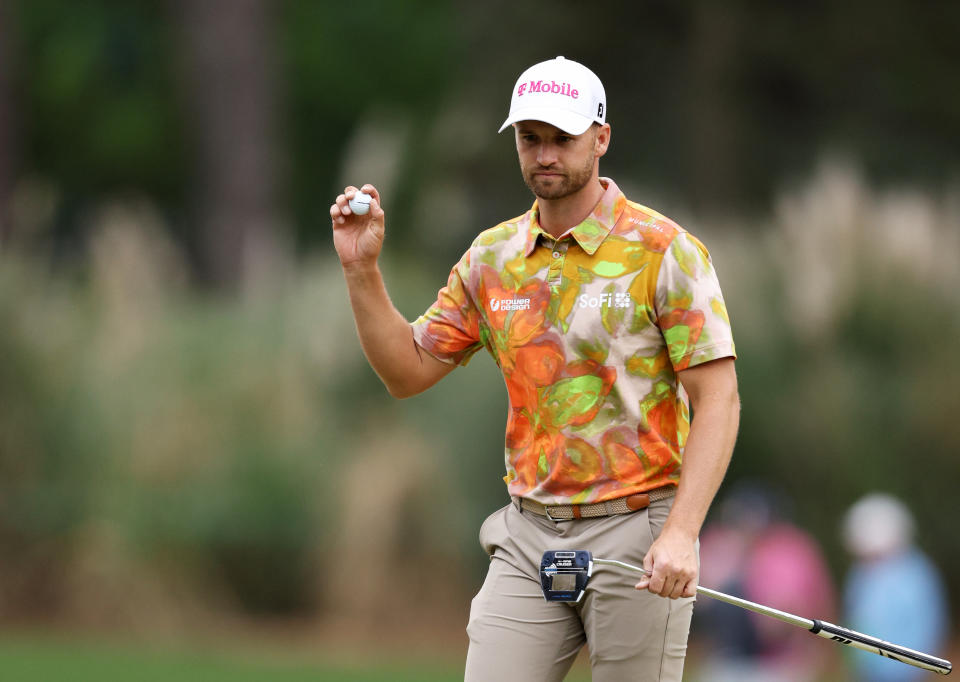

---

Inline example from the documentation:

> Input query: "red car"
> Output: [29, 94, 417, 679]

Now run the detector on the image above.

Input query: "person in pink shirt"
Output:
[697, 485, 837, 681]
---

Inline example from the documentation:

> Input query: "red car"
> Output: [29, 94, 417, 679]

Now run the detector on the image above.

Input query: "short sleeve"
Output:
[411, 249, 484, 366]
[655, 232, 736, 371]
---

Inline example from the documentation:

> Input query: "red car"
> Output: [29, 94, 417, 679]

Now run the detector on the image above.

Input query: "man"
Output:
[330, 56, 739, 682]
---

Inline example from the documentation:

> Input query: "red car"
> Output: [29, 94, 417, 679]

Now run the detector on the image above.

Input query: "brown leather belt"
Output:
[517, 485, 676, 521]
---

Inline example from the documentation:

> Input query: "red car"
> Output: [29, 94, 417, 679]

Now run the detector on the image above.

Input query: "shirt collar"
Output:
[522, 177, 626, 256]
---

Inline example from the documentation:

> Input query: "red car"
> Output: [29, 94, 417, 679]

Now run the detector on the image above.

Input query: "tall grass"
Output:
[1, 158, 958, 648]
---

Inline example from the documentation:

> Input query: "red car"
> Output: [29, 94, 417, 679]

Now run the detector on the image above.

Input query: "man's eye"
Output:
[557, 136, 572, 144]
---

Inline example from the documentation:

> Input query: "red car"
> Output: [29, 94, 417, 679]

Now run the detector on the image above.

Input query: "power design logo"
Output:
[490, 297, 531, 312]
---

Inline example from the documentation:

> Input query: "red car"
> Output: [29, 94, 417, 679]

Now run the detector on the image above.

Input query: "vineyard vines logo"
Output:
[578, 291, 631, 309]
[490, 297, 531, 312]
[517, 80, 580, 99]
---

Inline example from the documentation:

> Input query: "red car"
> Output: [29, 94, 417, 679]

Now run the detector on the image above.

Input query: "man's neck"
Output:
[537, 177, 606, 238]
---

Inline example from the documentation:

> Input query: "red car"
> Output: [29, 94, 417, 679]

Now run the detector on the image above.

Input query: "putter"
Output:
[540, 550, 952, 676]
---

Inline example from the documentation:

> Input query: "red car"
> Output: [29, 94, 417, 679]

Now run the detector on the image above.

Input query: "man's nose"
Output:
[537, 143, 559, 166]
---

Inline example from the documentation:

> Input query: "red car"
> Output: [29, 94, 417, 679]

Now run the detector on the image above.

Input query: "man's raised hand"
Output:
[330, 184, 385, 268]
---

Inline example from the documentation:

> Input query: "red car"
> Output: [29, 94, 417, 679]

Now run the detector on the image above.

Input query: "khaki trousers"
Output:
[464, 496, 695, 682]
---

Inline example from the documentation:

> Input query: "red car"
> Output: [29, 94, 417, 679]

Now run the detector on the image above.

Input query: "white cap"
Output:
[842, 493, 915, 559]
[499, 56, 606, 135]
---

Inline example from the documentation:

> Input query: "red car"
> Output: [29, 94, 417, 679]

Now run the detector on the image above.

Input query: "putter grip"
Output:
[810, 620, 952, 675]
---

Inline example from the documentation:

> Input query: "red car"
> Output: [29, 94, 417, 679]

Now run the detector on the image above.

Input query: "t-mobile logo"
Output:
[517, 80, 580, 99]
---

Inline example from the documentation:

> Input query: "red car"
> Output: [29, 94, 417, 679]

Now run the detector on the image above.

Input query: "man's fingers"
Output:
[634, 560, 697, 599]
[648, 571, 667, 596]
[345, 184, 379, 206]
[654, 572, 673, 598]
[369, 197, 384, 220]
[359, 183, 380, 204]
[336, 185, 383, 221]
[635, 575, 692, 599]
[637, 531, 699, 599]
[331, 193, 352, 224]
[330, 197, 346, 224]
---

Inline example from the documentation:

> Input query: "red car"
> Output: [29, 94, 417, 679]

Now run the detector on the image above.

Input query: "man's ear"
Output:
[595, 123, 611, 158]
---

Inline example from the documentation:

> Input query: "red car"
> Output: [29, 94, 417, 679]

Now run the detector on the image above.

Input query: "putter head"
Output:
[540, 550, 593, 602]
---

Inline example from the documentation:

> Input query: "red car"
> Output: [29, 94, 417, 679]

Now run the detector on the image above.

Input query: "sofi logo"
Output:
[490, 297, 531, 312]
[578, 291, 631, 309]
[517, 80, 580, 99]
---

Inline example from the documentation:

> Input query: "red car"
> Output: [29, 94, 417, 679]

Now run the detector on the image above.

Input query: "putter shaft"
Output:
[591, 557, 952, 675]
[593, 558, 813, 628]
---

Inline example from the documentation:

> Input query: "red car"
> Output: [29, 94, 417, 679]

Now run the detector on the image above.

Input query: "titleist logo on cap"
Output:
[517, 80, 580, 99]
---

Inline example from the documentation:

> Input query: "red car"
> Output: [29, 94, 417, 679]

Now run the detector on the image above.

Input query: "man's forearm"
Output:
[638, 358, 739, 597]
[662, 388, 740, 540]
[342, 262, 443, 398]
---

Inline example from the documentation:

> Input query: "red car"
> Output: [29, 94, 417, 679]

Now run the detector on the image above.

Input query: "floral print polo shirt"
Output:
[411, 178, 736, 505]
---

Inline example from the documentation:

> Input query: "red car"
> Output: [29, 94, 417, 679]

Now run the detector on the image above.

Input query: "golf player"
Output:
[330, 56, 740, 681]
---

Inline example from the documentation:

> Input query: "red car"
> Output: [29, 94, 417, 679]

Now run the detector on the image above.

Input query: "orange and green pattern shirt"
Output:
[411, 178, 736, 505]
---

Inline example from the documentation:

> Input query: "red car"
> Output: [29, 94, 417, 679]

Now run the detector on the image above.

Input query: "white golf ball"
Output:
[348, 191, 372, 215]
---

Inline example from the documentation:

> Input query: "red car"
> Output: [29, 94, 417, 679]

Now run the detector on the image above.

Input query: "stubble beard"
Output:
[522, 152, 597, 201]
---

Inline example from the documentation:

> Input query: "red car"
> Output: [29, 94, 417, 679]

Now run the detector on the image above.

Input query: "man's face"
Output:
[514, 120, 608, 200]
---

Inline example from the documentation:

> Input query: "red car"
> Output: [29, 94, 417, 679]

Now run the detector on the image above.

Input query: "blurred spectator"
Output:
[696, 483, 837, 681]
[842, 493, 949, 682]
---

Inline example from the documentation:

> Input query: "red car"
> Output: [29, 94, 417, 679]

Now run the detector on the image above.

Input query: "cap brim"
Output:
[498, 108, 594, 135]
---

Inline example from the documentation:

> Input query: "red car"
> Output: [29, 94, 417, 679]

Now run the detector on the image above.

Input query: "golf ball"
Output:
[348, 191, 372, 215]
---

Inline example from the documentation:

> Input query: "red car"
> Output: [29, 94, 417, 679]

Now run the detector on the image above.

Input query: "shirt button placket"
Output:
[547, 240, 567, 289]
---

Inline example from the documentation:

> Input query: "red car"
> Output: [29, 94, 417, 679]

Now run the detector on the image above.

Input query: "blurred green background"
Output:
[1, 0, 958, 679]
